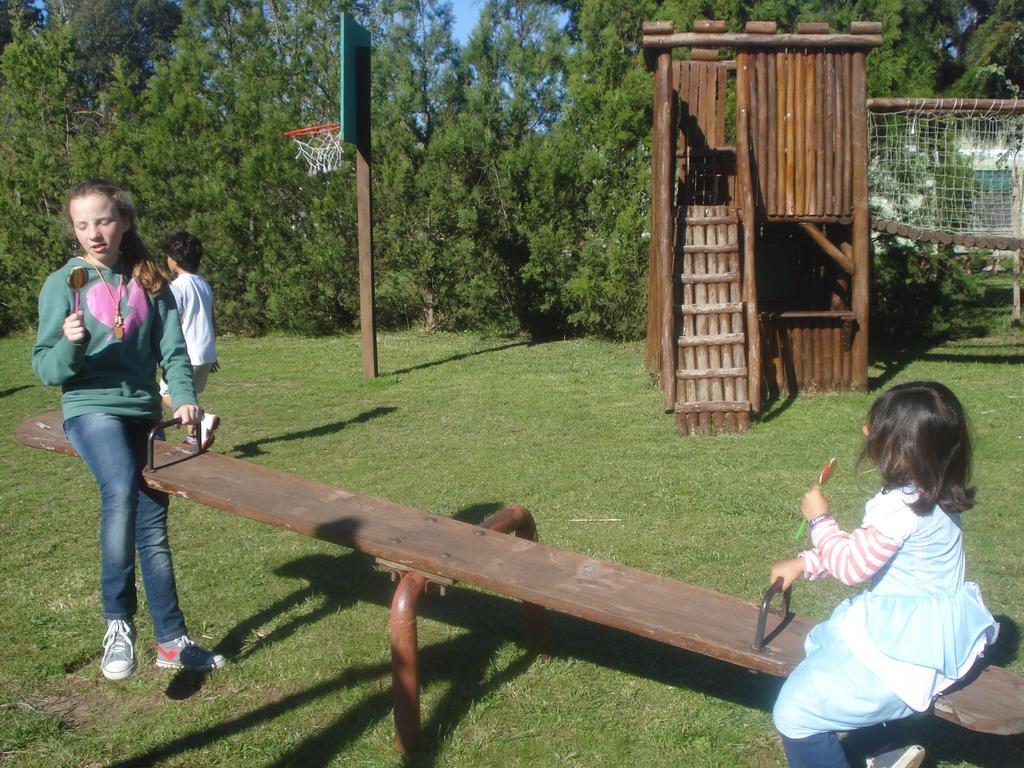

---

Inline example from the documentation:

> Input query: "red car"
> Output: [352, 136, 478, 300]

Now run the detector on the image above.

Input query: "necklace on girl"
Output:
[80, 257, 126, 338]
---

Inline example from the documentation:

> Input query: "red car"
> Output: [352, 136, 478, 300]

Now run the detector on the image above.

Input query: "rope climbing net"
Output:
[868, 99, 1024, 248]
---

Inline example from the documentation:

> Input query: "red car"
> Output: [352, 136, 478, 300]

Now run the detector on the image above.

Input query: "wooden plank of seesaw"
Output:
[12, 411, 808, 675]
[13, 412, 1024, 734]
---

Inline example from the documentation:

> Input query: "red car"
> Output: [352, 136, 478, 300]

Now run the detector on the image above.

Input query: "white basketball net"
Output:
[286, 125, 344, 175]
[868, 103, 1024, 239]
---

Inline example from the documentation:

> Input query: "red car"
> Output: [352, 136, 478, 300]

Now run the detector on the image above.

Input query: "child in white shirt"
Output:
[159, 232, 219, 448]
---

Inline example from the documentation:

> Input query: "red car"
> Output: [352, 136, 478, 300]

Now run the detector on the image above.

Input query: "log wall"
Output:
[760, 312, 855, 396]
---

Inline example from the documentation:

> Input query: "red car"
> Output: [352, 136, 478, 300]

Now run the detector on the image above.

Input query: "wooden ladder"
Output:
[675, 205, 751, 434]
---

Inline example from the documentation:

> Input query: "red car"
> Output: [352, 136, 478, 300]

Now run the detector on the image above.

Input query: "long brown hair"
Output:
[66, 179, 168, 296]
[860, 381, 975, 514]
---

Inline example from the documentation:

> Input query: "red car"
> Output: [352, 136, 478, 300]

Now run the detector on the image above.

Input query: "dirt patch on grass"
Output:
[30, 669, 172, 732]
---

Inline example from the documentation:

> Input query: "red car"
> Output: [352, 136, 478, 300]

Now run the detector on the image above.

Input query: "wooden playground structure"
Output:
[643, 20, 880, 434]
[642, 20, 1024, 434]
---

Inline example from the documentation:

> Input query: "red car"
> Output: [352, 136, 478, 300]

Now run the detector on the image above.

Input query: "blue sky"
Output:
[449, 0, 482, 43]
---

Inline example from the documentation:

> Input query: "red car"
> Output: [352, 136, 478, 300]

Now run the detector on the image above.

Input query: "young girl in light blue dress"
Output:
[770, 381, 999, 768]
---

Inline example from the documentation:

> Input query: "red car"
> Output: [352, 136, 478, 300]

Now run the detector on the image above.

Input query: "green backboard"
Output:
[340, 13, 371, 144]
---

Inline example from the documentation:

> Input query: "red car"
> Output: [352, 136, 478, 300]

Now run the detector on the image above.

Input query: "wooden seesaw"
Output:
[14, 411, 1024, 753]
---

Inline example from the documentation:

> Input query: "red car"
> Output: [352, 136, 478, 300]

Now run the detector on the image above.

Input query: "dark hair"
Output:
[860, 381, 975, 514]
[67, 179, 168, 296]
[162, 231, 204, 273]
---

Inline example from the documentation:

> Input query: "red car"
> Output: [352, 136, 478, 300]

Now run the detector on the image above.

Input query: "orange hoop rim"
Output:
[283, 122, 341, 138]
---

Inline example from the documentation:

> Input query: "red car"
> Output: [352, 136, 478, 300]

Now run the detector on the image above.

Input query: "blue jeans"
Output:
[780, 732, 849, 767]
[64, 412, 187, 643]
[781, 722, 911, 767]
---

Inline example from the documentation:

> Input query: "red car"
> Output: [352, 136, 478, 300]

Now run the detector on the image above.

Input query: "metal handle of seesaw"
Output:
[753, 577, 792, 652]
[147, 418, 197, 471]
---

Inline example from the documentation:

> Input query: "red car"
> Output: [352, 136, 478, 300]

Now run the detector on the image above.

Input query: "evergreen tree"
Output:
[547, 0, 657, 338]
[1, 0, 43, 53]
[2, 0, 1021, 338]
[954, 0, 1024, 96]
[448, 0, 569, 333]
[135, 0, 361, 334]
[57, 0, 181, 97]
[0, 16, 80, 333]
[371, 0, 469, 330]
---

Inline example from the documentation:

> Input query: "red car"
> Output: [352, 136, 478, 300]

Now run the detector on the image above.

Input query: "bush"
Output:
[871, 234, 983, 341]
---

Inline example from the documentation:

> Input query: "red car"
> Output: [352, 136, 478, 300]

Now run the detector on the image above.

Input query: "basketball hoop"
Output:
[284, 123, 344, 175]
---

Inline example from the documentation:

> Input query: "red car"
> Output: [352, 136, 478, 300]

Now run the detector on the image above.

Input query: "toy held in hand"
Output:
[793, 457, 837, 539]
[69, 265, 88, 313]
[818, 457, 837, 485]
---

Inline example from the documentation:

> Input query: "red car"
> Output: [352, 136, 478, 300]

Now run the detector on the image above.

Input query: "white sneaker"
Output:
[101, 619, 137, 680]
[199, 412, 220, 450]
[866, 745, 925, 768]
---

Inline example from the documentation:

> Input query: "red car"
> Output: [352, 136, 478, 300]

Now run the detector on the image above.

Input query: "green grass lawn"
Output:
[2, 308, 1023, 766]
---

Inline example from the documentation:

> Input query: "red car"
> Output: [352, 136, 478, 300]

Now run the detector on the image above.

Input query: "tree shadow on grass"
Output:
[230, 406, 398, 458]
[0, 385, 33, 399]
[869, 340, 1024, 393]
[920, 351, 1024, 365]
[868, 343, 932, 391]
[386, 340, 536, 377]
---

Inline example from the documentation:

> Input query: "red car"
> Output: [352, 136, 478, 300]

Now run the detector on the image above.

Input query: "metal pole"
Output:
[479, 505, 548, 656]
[390, 571, 427, 754]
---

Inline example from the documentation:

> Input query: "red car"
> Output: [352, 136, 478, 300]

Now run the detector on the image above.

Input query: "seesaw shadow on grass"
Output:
[123, 534, 1024, 767]
[111, 660, 395, 768]
[230, 406, 398, 458]
[125, 546, 785, 766]
[450, 501, 507, 525]
[913, 616, 1024, 767]
[114, 547, 535, 768]
[164, 518, 365, 700]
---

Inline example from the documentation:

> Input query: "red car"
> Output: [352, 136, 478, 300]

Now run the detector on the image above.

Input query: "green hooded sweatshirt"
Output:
[32, 258, 197, 420]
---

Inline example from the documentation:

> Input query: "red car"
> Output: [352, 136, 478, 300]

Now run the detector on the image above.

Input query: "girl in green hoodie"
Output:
[33, 179, 225, 680]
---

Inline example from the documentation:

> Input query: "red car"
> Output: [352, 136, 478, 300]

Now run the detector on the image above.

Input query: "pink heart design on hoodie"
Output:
[85, 278, 149, 340]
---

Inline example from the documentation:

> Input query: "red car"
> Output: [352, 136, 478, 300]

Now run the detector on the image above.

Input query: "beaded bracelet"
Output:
[809, 513, 831, 528]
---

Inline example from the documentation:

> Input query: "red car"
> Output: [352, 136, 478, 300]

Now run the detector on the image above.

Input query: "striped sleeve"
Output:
[798, 549, 828, 580]
[800, 518, 900, 585]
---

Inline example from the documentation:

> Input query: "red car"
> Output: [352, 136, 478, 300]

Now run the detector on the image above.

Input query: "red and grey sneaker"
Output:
[155, 635, 226, 671]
